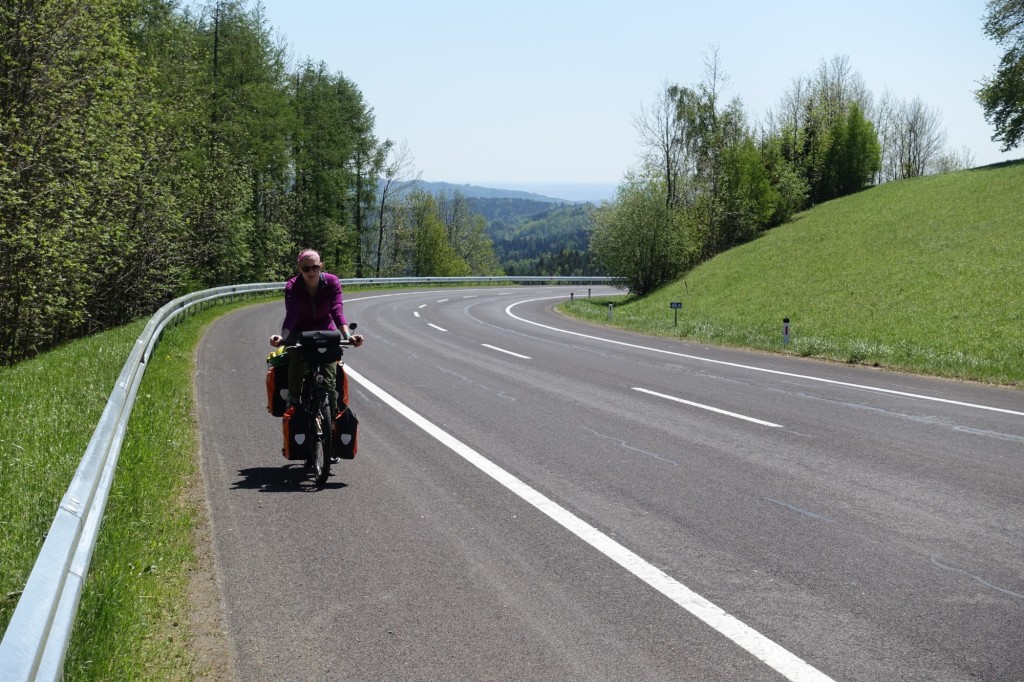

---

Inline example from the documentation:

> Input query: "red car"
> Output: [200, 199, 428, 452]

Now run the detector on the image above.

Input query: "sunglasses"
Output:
[300, 264, 322, 273]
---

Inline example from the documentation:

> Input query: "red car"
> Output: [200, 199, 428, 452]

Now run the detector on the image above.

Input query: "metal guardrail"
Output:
[0, 276, 620, 680]
[338, 275, 618, 287]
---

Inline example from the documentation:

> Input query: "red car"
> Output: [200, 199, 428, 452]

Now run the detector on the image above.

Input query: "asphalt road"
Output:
[195, 286, 1024, 681]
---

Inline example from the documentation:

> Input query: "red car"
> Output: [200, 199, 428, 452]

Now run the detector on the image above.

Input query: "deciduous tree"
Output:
[194, 1, 298, 283]
[822, 103, 881, 198]
[634, 84, 686, 207]
[976, 0, 1024, 150]
[591, 167, 694, 296]
[374, 139, 419, 276]
[877, 96, 948, 180]
[405, 191, 468, 277]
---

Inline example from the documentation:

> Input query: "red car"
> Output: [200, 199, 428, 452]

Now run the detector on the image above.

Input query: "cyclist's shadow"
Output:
[232, 463, 348, 492]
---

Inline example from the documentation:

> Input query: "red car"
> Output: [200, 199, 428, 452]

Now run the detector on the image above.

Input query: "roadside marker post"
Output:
[783, 318, 791, 346]
[670, 301, 682, 327]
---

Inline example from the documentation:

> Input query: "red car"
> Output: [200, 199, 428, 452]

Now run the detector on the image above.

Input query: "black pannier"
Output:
[332, 406, 358, 459]
[281, 405, 309, 460]
[299, 329, 343, 364]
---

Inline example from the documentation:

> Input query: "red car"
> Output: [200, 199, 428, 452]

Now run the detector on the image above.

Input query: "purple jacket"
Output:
[282, 272, 348, 336]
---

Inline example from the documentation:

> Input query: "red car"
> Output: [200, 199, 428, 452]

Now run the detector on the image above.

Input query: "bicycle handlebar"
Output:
[271, 323, 361, 350]
[282, 337, 358, 351]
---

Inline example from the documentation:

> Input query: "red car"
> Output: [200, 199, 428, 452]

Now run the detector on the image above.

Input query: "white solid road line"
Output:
[343, 365, 836, 682]
[481, 344, 531, 360]
[634, 387, 783, 427]
[505, 298, 1024, 418]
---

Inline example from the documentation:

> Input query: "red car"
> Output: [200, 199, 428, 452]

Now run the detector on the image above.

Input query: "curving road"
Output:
[195, 286, 1024, 681]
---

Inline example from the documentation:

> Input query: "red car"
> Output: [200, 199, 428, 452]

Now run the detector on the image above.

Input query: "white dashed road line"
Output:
[481, 344, 531, 360]
[634, 387, 783, 428]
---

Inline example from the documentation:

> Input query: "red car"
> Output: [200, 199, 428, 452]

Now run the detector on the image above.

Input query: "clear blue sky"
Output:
[253, 0, 1019, 190]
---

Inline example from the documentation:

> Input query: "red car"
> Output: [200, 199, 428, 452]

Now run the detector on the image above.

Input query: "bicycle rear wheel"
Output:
[311, 397, 332, 485]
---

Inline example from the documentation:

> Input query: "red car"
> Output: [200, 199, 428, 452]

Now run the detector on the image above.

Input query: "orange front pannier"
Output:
[266, 348, 290, 417]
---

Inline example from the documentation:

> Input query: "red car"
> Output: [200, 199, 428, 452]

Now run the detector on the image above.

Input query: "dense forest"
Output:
[0, 0, 499, 365]
[485, 203, 598, 276]
[467, 198, 569, 233]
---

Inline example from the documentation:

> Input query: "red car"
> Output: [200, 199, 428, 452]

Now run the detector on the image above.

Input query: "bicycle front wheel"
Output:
[312, 397, 332, 485]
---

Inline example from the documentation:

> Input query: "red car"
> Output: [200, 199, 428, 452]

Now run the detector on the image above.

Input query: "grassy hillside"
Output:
[563, 161, 1024, 386]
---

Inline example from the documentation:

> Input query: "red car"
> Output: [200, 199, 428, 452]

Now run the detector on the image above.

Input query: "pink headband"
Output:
[297, 249, 320, 265]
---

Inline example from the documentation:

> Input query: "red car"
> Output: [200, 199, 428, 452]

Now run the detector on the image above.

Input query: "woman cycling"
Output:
[269, 248, 363, 414]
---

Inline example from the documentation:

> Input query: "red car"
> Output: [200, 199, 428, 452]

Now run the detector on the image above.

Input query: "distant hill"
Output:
[466, 197, 569, 226]
[478, 182, 618, 203]
[412, 181, 571, 203]
[381, 180, 603, 276]
[399, 180, 618, 203]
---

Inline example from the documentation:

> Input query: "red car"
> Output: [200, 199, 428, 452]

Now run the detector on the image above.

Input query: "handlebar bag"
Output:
[299, 329, 343, 364]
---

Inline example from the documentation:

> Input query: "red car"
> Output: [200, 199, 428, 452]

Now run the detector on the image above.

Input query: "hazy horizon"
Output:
[464, 181, 618, 203]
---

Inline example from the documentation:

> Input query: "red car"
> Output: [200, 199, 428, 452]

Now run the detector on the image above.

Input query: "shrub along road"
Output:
[194, 286, 1024, 681]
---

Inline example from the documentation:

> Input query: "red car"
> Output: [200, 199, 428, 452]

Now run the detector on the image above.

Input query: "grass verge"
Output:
[0, 296, 265, 680]
[1, 321, 147, 631]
